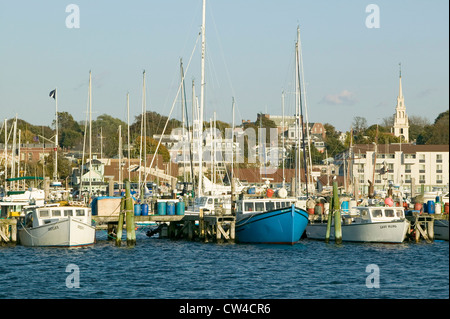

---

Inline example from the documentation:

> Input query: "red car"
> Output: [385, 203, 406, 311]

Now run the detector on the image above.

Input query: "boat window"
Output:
[76, 209, 85, 216]
[207, 198, 213, 205]
[244, 202, 254, 212]
[372, 210, 383, 218]
[396, 211, 404, 218]
[266, 202, 274, 211]
[255, 202, 265, 211]
[64, 210, 73, 216]
[385, 209, 395, 217]
[39, 210, 49, 218]
[195, 197, 207, 206]
[237, 202, 242, 212]
[360, 209, 369, 218]
[52, 210, 61, 217]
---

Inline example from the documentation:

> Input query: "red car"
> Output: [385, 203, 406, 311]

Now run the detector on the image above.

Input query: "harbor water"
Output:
[0, 229, 448, 299]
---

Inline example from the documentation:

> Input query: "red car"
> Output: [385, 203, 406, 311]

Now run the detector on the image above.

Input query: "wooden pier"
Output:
[0, 219, 17, 244]
[92, 211, 236, 244]
[406, 212, 445, 243]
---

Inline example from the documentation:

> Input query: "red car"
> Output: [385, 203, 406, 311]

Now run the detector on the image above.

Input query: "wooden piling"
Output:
[325, 198, 333, 244]
[115, 197, 125, 246]
[125, 181, 136, 246]
[333, 182, 342, 244]
[0, 219, 17, 244]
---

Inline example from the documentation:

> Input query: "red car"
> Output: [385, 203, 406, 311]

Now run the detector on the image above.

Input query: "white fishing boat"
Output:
[188, 195, 232, 215]
[434, 219, 449, 241]
[18, 205, 95, 247]
[306, 206, 410, 243]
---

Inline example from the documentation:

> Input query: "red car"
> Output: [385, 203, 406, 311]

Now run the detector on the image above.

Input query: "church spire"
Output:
[393, 62, 409, 142]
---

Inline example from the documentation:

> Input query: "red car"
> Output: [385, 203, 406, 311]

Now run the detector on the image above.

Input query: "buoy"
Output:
[277, 188, 287, 198]
[384, 197, 393, 207]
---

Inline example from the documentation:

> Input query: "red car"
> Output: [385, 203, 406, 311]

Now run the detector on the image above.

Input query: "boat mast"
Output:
[231, 97, 235, 180]
[89, 71, 92, 197]
[298, 27, 312, 195]
[118, 125, 122, 190]
[198, 0, 206, 197]
[54, 88, 58, 183]
[296, 26, 308, 197]
[127, 92, 131, 182]
[281, 91, 285, 188]
[295, 31, 301, 197]
[3, 119, 6, 191]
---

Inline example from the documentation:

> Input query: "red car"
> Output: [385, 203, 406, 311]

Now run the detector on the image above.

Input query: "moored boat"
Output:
[18, 205, 95, 247]
[235, 198, 309, 244]
[306, 206, 410, 243]
[434, 219, 449, 241]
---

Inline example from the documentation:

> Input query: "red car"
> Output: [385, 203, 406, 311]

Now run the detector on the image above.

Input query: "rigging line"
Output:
[79, 84, 90, 196]
[208, 1, 236, 99]
[143, 32, 201, 183]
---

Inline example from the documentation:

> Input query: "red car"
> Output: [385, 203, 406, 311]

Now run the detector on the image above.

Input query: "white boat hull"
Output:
[18, 217, 95, 247]
[434, 219, 449, 241]
[306, 220, 410, 243]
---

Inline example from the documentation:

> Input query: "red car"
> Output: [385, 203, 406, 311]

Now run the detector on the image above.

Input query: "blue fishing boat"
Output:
[235, 198, 309, 244]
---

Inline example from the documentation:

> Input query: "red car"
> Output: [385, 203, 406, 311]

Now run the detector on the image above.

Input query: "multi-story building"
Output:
[338, 144, 449, 197]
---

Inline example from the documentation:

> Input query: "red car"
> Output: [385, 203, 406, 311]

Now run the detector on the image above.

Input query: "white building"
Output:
[339, 144, 449, 197]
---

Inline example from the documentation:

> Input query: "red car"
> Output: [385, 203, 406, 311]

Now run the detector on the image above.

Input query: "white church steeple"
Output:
[393, 63, 409, 142]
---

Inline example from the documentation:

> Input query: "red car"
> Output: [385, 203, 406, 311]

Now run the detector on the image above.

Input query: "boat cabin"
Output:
[193, 195, 231, 213]
[236, 198, 296, 215]
[23, 206, 92, 228]
[353, 206, 405, 223]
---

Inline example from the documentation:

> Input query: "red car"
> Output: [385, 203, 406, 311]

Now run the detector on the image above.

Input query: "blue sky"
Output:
[0, 0, 448, 132]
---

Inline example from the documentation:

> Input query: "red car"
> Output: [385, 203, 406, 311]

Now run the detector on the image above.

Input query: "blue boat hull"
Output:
[235, 205, 309, 244]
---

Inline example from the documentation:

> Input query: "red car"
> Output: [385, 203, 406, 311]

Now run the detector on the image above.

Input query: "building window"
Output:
[405, 164, 412, 173]
[419, 154, 425, 163]
[419, 175, 425, 184]
[405, 174, 411, 183]
[436, 154, 443, 163]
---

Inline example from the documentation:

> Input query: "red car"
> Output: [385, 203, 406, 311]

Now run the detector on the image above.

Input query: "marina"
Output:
[0, 0, 448, 302]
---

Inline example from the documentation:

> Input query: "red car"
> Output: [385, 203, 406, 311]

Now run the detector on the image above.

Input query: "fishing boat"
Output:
[434, 219, 449, 241]
[306, 206, 410, 243]
[235, 198, 309, 244]
[18, 205, 95, 247]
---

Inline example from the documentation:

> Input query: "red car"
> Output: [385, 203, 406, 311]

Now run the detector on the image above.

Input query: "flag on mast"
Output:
[49, 89, 56, 99]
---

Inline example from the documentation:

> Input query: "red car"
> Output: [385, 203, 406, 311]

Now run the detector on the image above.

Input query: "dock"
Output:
[92, 212, 236, 243]
[406, 212, 448, 243]
[0, 218, 17, 244]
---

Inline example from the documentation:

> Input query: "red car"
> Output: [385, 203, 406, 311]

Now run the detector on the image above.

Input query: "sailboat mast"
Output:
[282, 91, 285, 188]
[54, 88, 58, 182]
[295, 34, 301, 197]
[127, 93, 131, 182]
[231, 97, 235, 180]
[118, 125, 122, 190]
[4, 119, 7, 191]
[89, 71, 92, 197]
[198, 0, 206, 197]
[298, 27, 312, 195]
